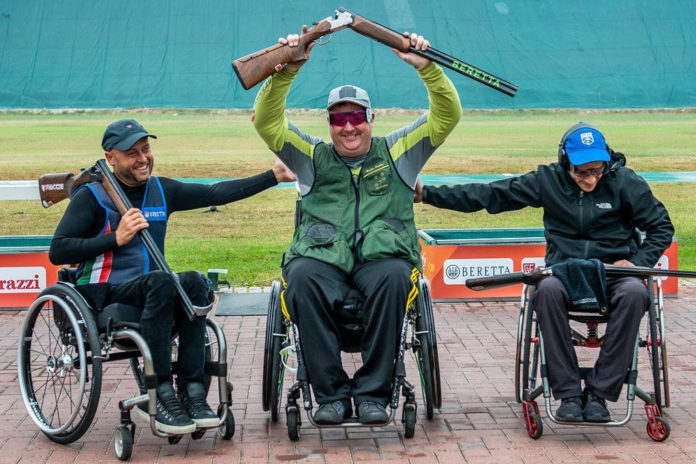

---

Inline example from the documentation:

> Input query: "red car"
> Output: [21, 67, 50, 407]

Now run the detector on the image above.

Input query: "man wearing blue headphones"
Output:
[416, 122, 674, 423]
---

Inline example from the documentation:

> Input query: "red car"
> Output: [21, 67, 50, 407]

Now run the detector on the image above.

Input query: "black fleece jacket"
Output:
[422, 157, 674, 267]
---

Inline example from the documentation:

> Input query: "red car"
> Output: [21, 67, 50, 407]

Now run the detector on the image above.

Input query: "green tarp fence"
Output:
[1, 0, 694, 109]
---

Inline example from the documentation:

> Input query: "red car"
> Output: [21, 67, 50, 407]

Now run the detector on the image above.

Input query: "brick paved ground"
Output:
[1, 282, 695, 463]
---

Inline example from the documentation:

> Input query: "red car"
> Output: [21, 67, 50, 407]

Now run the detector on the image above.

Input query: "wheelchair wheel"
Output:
[515, 285, 531, 403]
[647, 279, 668, 410]
[218, 405, 235, 440]
[286, 404, 300, 441]
[17, 284, 102, 444]
[414, 279, 441, 419]
[114, 425, 134, 461]
[519, 286, 540, 402]
[262, 280, 287, 422]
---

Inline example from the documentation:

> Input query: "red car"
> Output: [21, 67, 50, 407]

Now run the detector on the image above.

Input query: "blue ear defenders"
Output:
[558, 121, 604, 169]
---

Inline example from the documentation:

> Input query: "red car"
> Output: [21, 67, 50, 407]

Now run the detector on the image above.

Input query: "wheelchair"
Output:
[261, 276, 441, 440]
[515, 276, 670, 441]
[17, 269, 235, 461]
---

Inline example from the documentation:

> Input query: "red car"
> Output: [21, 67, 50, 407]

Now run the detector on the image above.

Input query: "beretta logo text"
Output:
[0, 267, 47, 293]
[443, 258, 514, 285]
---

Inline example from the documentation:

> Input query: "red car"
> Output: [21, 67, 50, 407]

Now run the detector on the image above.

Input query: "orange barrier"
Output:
[0, 236, 60, 309]
[419, 229, 678, 301]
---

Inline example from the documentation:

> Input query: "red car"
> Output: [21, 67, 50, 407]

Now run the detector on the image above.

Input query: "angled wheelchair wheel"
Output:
[17, 283, 102, 444]
[414, 279, 441, 419]
[519, 286, 540, 402]
[647, 278, 669, 410]
[515, 285, 531, 403]
[263, 280, 287, 422]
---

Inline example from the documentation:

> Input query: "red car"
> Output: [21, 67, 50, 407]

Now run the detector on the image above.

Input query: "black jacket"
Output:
[422, 155, 674, 267]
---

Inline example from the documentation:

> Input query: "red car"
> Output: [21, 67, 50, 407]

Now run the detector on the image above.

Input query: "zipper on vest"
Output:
[352, 173, 362, 250]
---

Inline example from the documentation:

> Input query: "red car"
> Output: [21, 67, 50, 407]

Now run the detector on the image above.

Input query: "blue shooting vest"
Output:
[76, 177, 168, 284]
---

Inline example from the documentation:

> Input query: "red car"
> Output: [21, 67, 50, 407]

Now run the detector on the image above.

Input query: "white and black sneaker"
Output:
[179, 382, 219, 428]
[136, 382, 196, 434]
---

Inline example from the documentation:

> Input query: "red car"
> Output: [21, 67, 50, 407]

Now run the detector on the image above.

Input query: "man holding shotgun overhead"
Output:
[252, 27, 461, 425]
[49, 119, 295, 435]
[416, 122, 674, 423]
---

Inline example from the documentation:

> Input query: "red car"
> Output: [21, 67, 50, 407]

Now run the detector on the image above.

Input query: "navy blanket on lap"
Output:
[551, 258, 608, 313]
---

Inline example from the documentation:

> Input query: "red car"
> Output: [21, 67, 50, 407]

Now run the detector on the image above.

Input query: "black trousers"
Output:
[282, 257, 415, 408]
[77, 270, 212, 385]
[533, 276, 648, 402]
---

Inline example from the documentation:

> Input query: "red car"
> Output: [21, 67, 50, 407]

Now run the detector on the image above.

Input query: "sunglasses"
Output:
[328, 110, 369, 127]
[571, 163, 607, 179]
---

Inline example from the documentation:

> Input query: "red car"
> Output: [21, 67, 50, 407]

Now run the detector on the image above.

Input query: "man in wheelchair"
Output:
[48, 119, 295, 434]
[252, 30, 461, 424]
[417, 122, 674, 423]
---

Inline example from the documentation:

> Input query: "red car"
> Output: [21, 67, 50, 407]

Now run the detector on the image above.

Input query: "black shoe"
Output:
[179, 382, 219, 428]
[357, 401, 389, 425]
[555, 396, 583, 422]
[313, 400, 352, 425]
[583, 390, 611, 423]
[136, 382, 196, 434]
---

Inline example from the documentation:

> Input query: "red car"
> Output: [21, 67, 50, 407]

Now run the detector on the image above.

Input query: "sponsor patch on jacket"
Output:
[142, 206, 167, 221]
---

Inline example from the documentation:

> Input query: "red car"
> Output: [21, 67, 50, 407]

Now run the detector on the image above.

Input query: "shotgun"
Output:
[466, 264, 696, 291]
[232, 8, 518, 97]
[38, 169, 101, 208]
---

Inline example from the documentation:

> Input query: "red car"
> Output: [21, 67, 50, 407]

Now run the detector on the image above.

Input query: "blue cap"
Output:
[564, 127, 610, 166]
[101, 119, 157, 151]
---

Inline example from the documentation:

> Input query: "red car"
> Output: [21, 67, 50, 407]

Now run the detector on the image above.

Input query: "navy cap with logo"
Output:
[564, 127, 610, 166]
[101, 119, 157, 151]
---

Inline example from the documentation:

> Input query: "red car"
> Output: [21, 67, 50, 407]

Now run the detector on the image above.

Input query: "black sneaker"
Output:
[555, 396, 583, 422]
[313, 400, 352, 425]
[583, 390, 611, 423]
[357, 401, 389, 425]
[136, 382, 196, 434]
[179, 382, 219, 428]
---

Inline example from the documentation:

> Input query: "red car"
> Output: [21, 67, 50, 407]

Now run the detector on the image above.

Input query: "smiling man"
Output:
[49, 119, 295, 435]
[252, 28, 461, 425]
[416, 122, 674, 423]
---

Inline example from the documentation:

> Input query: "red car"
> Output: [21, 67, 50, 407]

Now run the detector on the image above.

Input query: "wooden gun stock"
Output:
[348, 14, 410, 51]
[232, 19, 333, 90]
[38, 169, 100, 208]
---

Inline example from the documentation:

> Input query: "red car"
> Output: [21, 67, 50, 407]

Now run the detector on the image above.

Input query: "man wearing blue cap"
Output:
[416, 122, 674, 422]
[50, 119, 295, 434]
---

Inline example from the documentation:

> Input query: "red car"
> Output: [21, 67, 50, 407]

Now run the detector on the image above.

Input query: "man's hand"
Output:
[392, 32, 431, 70]
[612, 259, 635, 267]
[414, 178, 424, 203]
[273, 158, 296, 183]
[115, 208, 149, 246]
[279, 25, 316, 72]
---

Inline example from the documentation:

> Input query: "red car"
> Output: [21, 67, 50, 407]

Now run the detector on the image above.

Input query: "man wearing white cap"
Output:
[416, 122, 674, 423]
[253, 28, 461, 424]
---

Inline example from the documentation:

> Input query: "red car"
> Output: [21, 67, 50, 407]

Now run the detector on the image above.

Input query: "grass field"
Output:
[1, 109, 694, 285]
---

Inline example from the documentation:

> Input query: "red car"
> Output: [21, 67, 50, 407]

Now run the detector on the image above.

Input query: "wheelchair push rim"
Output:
[18, 288, 102, 440]
[415, 279, 441, 418]
[263, 280, 287, 421]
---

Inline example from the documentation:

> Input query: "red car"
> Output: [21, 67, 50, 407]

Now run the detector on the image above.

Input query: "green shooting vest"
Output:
[284, 138, 421, 274]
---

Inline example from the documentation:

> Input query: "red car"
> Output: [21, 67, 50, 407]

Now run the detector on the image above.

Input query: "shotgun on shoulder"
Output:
[466, 264, 696, 291]
[232, 8, 518, 97]
[38, 161, 207, 321]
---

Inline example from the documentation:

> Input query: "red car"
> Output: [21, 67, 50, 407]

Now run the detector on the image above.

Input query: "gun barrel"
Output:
[95, 160, 197, 321]
[339, 8, 518, 97]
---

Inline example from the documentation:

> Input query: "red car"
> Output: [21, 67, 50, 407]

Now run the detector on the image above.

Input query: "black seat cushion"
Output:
[96, 303, 142, 331]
